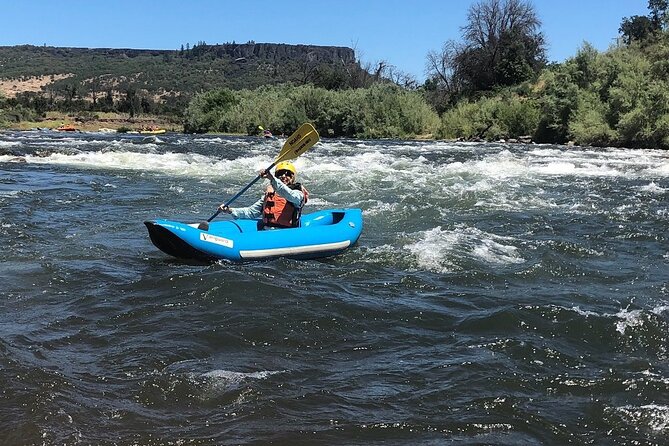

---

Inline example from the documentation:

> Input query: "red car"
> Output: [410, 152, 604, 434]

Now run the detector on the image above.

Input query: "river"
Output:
[1, 130, 667, 444]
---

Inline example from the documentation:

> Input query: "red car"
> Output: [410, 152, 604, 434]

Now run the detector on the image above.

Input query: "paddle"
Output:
[197, 123, 319, 231]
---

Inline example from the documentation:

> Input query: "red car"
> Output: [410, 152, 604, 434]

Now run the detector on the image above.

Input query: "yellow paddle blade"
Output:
[276, 130, 318, 162]
[285, 123, 315, 148]
[275, 123, 319, 163]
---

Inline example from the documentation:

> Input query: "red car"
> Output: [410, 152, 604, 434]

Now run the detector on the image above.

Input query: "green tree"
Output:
[620, 1, 669, 44]
[649, 0, 669, 29]
[119, 88, 142, 118]
[459, 0, 546, 91]
[426, 0, 546, 108]
[619, 15, 655, 44]
[101, 89, 115, 112]
[182, 84, 438, 138]
[569, 90, 617, 146]
[535, 68, 580, 143]
[425, 41, 467, 111]
[183, 88, 238, 133]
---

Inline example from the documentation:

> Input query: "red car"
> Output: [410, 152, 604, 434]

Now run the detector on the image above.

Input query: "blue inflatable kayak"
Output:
[145, 208, 363, 261]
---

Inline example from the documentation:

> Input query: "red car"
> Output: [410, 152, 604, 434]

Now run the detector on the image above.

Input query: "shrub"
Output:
[495, 95, 540, 138]
[183, 83, 438, 138]
[568, 91, 617, 146]
[436, 95, 539, 141]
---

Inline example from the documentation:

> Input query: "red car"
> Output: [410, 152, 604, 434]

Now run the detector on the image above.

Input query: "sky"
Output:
[1, 0, 651, 82]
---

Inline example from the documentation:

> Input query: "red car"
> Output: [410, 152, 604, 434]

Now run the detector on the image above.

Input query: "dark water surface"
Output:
[1, 131, 668, 445]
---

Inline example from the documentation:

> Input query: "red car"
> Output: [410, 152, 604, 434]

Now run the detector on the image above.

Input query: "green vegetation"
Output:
[426, 0, 669, 149]
[2, 0, 669, 149]
[184, 84, 439, 138]
[434, 29, 669, 148]
[0, 91, 41, 125]
[436, 92, 540, 141]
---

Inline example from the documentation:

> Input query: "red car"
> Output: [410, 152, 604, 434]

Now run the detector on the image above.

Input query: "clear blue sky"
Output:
[1, 0, 650, 82]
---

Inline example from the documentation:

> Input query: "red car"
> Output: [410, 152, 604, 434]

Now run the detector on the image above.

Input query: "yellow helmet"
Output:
[275, 161, 296, 176]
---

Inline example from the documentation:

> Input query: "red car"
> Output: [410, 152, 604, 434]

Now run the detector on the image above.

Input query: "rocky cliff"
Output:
[211, 43, 356, 64]
[0, 42, 356, 67]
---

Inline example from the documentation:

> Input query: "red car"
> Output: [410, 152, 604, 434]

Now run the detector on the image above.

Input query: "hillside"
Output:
[0, 43, 360, 112]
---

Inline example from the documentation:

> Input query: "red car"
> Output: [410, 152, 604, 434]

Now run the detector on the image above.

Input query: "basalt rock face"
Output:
[215, 43, 356, 64]
[7, 43, 356, 63]
[1, 43, 354, 59]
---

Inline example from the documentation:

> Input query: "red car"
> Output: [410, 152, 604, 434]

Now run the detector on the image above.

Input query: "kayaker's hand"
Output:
[260, 169, 272, 179]
[219, 204, 231, 214]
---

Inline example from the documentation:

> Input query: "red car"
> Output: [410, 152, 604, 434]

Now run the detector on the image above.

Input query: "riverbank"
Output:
[0, 115, 437, 140]
[0, 114, 550, 146]
[1, 111, 181, 133]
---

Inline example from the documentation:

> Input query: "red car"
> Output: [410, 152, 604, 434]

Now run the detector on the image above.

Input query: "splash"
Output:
[615, 308, 647, 335]
[201, 369, 283, 382]
[639, 181, 664, 192]
[405, 225, 524, 273]
[608, 404, 669, 433]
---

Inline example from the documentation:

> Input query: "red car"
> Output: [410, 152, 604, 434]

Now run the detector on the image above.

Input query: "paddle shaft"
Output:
[205, 161, 277, 223]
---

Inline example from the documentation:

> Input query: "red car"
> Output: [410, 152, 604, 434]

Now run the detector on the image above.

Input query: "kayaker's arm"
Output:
[220, 197, 264, 219]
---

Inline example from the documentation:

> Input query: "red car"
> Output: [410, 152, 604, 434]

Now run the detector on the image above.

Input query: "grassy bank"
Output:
[1, 111, 181, 132]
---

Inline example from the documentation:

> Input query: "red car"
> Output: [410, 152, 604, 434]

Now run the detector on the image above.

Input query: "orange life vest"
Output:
[262, 183, 308, 228]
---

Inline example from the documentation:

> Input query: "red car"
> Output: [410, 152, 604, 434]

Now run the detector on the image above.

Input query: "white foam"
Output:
[651, 306, 669, 316]
[638, 182, 668, 193]
[441, 146, 669, 181]
[609, 404, 669, 432]
[5, 135, 669, 225]
[405, 226, 524, 273]
[644, 162, 669, 176]
[563, 305, 667, 336]
[0, 155, 25, 163]
[359, 201, 399, 216]
[571, 306, 599, 317]
[168, 368, 285, 404]
[0, 190, 21, 198]
[615, 308, 646, 335]
[201, 369, 283, 383]
[20, 150, 273, 179]
[193, 137, 226, 143]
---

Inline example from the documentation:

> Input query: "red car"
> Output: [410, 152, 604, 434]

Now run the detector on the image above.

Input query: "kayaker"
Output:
[219, 161, 309, 228]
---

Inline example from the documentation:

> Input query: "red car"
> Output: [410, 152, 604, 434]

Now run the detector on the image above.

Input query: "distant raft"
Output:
[138, 128, 166, 134]
[56, 124, 77, 132]
[145, 208, 363, 261]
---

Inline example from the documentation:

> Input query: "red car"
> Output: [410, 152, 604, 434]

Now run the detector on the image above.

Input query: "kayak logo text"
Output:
[200, 233, 234, 248]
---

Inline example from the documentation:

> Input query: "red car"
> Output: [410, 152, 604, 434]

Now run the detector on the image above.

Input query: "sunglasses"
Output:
[276, 169, 294, 177]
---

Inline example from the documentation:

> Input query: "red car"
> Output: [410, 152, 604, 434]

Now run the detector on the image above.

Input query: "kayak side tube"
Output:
[144, 208, 363, 261]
